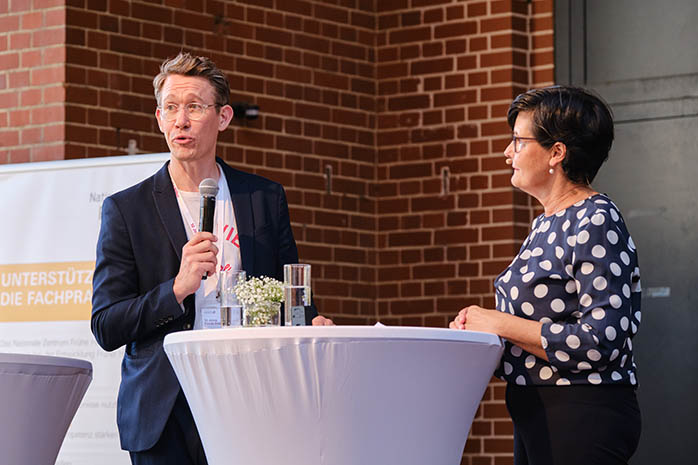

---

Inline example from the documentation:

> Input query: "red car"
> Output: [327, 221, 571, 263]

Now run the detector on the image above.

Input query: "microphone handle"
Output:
[199, 195, 216, 279]
[199, 195, 216, 233]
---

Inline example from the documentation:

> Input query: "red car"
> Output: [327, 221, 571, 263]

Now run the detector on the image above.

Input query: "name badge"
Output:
[201, 306, 221, 329]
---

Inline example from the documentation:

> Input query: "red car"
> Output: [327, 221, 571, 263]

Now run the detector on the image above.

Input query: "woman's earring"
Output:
[548, 168, 554, 174]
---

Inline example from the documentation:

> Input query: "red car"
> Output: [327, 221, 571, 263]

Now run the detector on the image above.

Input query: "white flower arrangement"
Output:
[233, 276, 284, 326]
[233, 276, 284, 305]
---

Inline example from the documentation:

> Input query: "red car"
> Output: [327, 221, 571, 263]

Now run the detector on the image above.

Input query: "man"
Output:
[91, 53, 333, 465]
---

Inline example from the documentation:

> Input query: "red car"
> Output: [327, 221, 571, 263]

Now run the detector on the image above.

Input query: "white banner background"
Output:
[0, 153, 170, 465]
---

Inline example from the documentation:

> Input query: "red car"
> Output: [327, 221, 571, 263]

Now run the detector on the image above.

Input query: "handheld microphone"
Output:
[198, 178, 219, 279]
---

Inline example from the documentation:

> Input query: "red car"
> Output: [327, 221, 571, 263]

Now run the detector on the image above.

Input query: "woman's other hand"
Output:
[449, 305, 500, 333]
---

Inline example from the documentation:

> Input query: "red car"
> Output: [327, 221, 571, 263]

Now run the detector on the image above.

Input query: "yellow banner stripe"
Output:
[0, 261, 95, 322]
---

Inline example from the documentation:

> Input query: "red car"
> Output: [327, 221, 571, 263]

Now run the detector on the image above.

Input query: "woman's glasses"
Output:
[512, 135, 538, 153]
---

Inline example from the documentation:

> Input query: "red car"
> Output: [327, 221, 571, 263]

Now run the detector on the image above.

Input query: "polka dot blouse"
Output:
[493, 194, 641, 387]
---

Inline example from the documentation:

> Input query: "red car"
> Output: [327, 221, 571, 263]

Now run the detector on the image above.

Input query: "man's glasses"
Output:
[511, 135, 538, 153]
[159, 103, 219, 122]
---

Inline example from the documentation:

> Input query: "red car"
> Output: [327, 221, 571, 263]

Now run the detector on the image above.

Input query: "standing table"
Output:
[164, 326, 502, 465]
[0, 353, 92, 465]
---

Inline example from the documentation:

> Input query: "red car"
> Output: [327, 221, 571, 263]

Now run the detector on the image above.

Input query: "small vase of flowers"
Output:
[234, 276, 284, 327]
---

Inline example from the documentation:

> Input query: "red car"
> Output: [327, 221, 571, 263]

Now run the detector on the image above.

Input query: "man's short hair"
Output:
[153, 52, 230, 108]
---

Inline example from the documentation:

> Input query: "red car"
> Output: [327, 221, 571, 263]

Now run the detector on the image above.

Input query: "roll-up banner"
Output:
[0, 153, 170, 465]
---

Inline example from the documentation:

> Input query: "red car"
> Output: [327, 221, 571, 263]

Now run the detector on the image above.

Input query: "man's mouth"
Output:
[173, 136, 193, 144]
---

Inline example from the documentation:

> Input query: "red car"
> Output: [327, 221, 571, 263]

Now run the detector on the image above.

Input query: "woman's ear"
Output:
[550, 141, 567, 169]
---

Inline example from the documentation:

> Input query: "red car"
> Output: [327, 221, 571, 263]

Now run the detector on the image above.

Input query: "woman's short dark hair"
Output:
[507, 86, 614, 185]
[153, 52, 230, 108]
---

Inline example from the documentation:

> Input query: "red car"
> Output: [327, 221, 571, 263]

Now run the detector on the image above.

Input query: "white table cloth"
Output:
[0, 353, 93, 465]
[164, 326, 502, 465]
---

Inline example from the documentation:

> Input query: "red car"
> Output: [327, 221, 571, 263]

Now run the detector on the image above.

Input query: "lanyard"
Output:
[171, 181, 200, 235]
[169, 166, 224, 236]
[169, 165, 231, 271]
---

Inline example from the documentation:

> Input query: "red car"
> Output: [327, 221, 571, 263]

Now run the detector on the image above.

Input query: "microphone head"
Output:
[199, 178, 219, 197]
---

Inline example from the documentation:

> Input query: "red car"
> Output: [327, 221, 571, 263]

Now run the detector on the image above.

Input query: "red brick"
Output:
[43, 7, 64, 26]
[531, 14, 553, 31]
[21, 11, 42, 29]
[7, 148, 28, 163]
[376, 0, 408, 13]
[378, 62, 408, 80]
[481, 85, 518, 102]
[10, 31, 30, 49]
[0, 16, 19, 33]
[411, 195, 455, 212]
[387, 95, 429, 111]
[532, 67, 554, 85]
[293, 33, 328, 54]
[33, 143, 64, 161]
[335, 247, 366, 264]
[270, 0, 307, 15]
[388, 298, 434, 315]
[9, 108, 29, 126]
[7, 69, 28, 88]
[434, 21, 477, 39]
[313, 71, 348, 91]
[18, 88, 40, 107]
[422, 42, 443, 57]
[351, 10, 374, 29]
[0, 52, 19, 71]
[433, 90, 476, 107]
[531, 50, 554, 67]
[315, 3, 348, 23]
[378, 46, 399, 62]
[389, 26, 431, 45]
[484, 438, 514, 454]
[30, 65, 64, 86]
[43, 123, 64, 142]
[411, 57, 453, 75]
[331, 41, 366, 61]
[132, 2, 171, 23]
[0, 128, 19, 146]
[423, 7, 443, 23]
[33, 27, 64, 47]
[434, 228, 479, 244]
[445, 39, 466, 54]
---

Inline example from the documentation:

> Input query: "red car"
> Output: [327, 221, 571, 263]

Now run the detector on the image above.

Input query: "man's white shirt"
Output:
[172, 164, 242, 328]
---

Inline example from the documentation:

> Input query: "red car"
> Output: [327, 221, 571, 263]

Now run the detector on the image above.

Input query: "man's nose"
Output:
[174, 107, 190, 127]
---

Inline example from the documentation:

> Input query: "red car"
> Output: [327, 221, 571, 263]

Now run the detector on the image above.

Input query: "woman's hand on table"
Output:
[312, 315, 335, 326]
[449, 305, 501, 334]
[450, 305, 548, 361]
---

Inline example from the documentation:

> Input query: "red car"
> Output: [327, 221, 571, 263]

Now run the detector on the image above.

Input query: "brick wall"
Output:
[373, 1, 553, 462]
[62, 0, 379, 323]
[0, 0, 66, 163]
[0, 0, 554, 462]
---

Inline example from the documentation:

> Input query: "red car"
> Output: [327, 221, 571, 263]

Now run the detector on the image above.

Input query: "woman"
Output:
[450, 86, 641, 464]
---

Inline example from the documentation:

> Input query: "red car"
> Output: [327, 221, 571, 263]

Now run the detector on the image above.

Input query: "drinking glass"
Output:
[283, 264, 311, 326]
[218, 270, 246, 327]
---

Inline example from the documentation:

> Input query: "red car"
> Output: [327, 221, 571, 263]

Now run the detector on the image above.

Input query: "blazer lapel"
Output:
[218, 158, 255, 276]
[152, 161, 188, 260]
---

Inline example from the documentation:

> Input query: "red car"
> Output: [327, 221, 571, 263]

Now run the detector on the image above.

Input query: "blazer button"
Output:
[183, 323, 192, 330]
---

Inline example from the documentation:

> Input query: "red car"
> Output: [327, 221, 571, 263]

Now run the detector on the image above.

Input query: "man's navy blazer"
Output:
[91, 158, 315, 452]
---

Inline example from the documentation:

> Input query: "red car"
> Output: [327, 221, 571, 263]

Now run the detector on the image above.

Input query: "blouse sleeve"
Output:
[540, 207, 641, 373]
